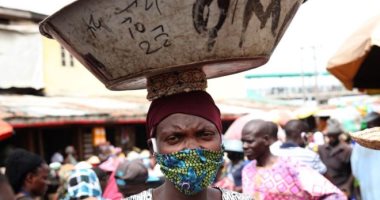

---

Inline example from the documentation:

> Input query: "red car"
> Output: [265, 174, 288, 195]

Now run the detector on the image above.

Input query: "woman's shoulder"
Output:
[220, 188, 254, 200]
[124, 189, 153, 200]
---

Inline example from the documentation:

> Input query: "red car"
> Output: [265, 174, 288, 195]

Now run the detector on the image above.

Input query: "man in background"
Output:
[318, 119, 353, 197]
[273, 119, 327, 174]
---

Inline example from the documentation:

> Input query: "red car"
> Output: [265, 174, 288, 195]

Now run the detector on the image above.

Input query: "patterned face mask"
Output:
[155, 148, 224, 195]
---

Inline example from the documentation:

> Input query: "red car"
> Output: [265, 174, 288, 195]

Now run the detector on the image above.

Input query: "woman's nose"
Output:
[183, 138, 200, 149]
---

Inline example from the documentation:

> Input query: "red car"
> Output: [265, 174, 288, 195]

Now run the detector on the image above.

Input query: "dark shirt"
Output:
[228, 160, 248, 186]
[280, 142, 299, 148]
[318, 142, 352, 187]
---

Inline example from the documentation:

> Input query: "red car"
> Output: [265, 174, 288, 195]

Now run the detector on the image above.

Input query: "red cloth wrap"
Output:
[146, 91, 222, 138]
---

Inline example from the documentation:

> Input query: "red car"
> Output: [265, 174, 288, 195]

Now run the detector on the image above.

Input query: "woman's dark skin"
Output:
[149, 113, 223, 200]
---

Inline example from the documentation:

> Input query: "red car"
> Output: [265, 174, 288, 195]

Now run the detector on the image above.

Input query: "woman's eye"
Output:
[166, 135, 180, 143]
[200, 131, 215, 138]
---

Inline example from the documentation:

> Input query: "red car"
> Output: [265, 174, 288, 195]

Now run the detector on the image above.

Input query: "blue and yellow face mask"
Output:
[155, 148, 224, 195]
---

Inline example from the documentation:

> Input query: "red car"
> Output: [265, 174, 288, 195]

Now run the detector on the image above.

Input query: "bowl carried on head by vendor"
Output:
[40, 0, 304, 98]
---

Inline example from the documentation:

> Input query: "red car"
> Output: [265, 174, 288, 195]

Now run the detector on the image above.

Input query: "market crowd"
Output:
[1, 109, 380, 200]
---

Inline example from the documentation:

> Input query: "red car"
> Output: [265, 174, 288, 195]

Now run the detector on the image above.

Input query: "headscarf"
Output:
[67, 168, 103, 199]
[146, 91, 222, 138]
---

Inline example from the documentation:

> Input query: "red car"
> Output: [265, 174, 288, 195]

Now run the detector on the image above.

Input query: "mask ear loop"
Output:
[151, 138, 158, 153]
[150, 128, 159, 154]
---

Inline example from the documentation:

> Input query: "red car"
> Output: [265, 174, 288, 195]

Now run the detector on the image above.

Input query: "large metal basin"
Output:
[40, 0, 303, 90]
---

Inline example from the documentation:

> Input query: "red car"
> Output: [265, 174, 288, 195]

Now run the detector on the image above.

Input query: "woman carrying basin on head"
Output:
[126, 88, 252, 200]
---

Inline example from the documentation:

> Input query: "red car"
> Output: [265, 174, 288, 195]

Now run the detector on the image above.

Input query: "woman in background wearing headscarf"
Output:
[127, 91, 252, 200]
[66, 168, 103, 200]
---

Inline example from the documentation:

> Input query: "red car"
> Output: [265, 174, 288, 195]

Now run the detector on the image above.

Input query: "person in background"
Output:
[139, 150, 164, 188]
[93, 167, 109, 193]
[5, 149, 50, 200]
[351, 111, 380, 200]
[314, 115, 330, 145]
[339, 133, 353, 146]
[46, 162, 62, 200]
[64, 146, 78, 165]
[87, 156, 101, 168]
[50, 151, 64, 164]
[127, 91, 252, 200]
[268, 126, 284, 156]
[213, 161, 235, 191]
[56, 164, 75, 200]
[241, 119, 346, 199]
[66, 168, 103, 200]
[318, 118, 353, 197]
[272, 120, 327, 174]
[98, 148, 123, 200]
[115, 159, 149, 197]
[0, 173, 15, 200]
[223, 139, 246, 192]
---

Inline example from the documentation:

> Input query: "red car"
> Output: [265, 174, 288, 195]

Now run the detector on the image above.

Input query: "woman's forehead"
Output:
[156, 113, 217, 133]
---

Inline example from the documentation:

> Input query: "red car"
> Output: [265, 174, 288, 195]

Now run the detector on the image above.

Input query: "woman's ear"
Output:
[24, 172, 35, 185]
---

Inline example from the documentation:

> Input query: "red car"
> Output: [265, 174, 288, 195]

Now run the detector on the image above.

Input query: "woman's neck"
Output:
[153, 180, 221, 200]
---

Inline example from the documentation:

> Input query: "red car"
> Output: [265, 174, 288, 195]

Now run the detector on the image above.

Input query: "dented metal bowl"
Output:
[40, 0, 303, 90]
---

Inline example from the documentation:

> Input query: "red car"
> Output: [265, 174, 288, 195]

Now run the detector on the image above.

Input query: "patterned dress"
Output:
[242, 157, 346, 200]
[125, 188, 253, 200]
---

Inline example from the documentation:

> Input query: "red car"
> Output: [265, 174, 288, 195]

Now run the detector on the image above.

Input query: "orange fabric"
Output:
[0, 120, 13, 141]
[327, 14, 380, 90]
[327, 55, 367, 90]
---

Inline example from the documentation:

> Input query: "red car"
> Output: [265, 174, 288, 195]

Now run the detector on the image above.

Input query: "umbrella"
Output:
[0, 119, 13, 141]
[224, 109, 293, 140]
[327, 14, 380, 92]
[224, 114, 261, 140]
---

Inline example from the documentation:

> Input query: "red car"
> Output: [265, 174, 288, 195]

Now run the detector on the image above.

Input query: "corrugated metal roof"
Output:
[0, 95, 149, 127]
[0, 94, 296, 128]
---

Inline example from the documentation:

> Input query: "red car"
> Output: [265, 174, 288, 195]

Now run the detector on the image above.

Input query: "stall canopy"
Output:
[327, 14, 380, 93]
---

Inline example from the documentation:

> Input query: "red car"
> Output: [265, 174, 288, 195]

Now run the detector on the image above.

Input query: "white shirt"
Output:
[272, 143, 327, 174]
